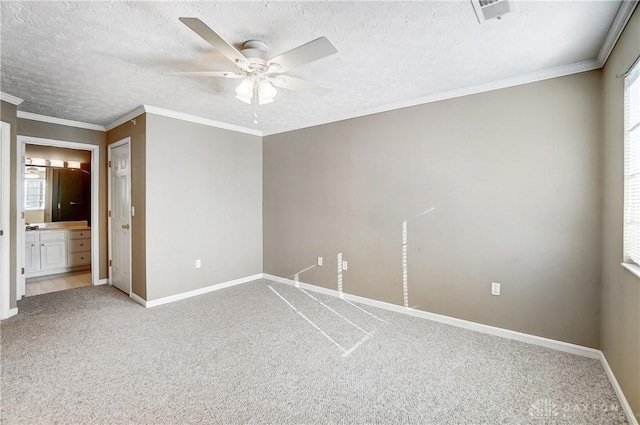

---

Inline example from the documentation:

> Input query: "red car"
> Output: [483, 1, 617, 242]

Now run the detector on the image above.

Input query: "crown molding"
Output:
[105, 105, 262, 136]
[104, 106, 146, 131]
[597, 0, 638, 65]
[0, 91, 23, 106]
[142, 105, 262, 137]
[17, 111, 105, 132]
[262, 59, 601, 136]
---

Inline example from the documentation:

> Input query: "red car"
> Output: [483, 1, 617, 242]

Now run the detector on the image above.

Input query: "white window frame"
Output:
[622, 55, 640, 278]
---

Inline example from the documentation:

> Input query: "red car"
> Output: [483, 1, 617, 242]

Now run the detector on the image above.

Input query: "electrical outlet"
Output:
[195, 259, 201, 269]
[342, 260, 348, 270]
[491, 282, 501, 296]
[317, 256, 323, 266]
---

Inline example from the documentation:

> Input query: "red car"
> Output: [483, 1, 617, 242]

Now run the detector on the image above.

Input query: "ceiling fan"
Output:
[175, 17, 338, 123]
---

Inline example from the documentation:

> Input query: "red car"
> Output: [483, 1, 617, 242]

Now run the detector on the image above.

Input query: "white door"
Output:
[0, 122, 10, 318]
[109, 140, 131, 295]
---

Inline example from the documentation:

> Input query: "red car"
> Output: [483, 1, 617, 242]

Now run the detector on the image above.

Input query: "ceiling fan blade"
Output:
[179, 17, 248, 67]
[267, 37, 337, 73]
[268, 75, 331, 94]
[165, 71, 244, 78]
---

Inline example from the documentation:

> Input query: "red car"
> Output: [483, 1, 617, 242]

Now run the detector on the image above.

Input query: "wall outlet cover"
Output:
[342, 260, 348, 270]
[491, 282, 501, 296]
[317, 256, 323, 266]
[195, 259, 201, 269]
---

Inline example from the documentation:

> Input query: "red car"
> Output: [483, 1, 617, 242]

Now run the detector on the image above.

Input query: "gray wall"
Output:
[145, 114, 263, 301]
[19, 118, 108, 279]
[107, 114, 147, 299]
[1, 100, 18, 309]
[601, 8, 640, 419]
[264, 70, 602, 348]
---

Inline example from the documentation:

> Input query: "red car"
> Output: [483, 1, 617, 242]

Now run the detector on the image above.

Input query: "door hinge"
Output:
[21, 267, 24, 275]
[108, 210, 111, 218]
[108, 160, 111, 167]
[21, 156, 25, 164]
[21, 211, 24, 219]
[0, 229, 3, 236]
[109, 259, 112, 267]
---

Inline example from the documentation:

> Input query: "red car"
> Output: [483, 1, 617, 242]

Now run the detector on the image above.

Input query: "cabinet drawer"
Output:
[69, 239, 91, 253]
[39, 231, 66, 242]
[25, 233, 37, 243]
[69, 230, 90, 240]
[69, 252, 91, 267]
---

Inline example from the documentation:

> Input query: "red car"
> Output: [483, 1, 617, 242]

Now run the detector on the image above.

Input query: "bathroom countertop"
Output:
[26, 221, 91, 232]
[26, 226, 91, 232]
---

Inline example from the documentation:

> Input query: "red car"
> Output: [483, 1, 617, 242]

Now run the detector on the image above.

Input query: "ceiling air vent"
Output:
[471, 0, 512, 23]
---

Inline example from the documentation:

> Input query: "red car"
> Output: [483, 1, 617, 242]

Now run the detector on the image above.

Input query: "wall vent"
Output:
[471, 0, 513, 23]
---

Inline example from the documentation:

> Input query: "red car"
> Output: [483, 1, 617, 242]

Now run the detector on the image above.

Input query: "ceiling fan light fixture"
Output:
[258, 80, 277, 102]
[235, 78, 254, 102]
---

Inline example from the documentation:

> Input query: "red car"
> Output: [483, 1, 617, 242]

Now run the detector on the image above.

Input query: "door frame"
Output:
[107, 137, 132, 296]
[16, 135, 101, 300]
[1, 122, 14, 319]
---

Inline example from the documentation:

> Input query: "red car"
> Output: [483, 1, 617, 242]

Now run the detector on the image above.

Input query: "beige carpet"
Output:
[1, 279, 628, 424]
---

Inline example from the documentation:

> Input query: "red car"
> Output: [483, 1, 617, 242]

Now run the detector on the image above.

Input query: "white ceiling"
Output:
[0, 1, 628, 135]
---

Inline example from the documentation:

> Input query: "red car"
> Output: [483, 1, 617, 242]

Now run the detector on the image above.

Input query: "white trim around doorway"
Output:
[16, 136, 101, 302]
[1, 122, 15, 319]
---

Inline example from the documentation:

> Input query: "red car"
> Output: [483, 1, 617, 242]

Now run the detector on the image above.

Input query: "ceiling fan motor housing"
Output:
[241, 40, 269, 66]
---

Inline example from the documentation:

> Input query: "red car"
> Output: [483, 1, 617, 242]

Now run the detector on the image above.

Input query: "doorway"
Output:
[108, 138, 131, 295]
[16, 136, 100, 304]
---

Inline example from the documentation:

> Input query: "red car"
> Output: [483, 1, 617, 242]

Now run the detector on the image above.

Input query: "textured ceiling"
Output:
[0, 1, 623, 134]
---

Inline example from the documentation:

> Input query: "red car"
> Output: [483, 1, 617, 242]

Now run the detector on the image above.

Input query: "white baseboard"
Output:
[143, 273, 264, 308]
[263, 273, 600, 358]
[96, 279, 108, 286]
[130, 292, 146, 307]
[1, 307, 18, 320]
[263, 273, 638, 424]
[600, 351, 639, 425]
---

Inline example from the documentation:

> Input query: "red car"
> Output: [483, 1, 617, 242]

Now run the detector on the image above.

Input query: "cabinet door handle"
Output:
[122, 224, 129, 229]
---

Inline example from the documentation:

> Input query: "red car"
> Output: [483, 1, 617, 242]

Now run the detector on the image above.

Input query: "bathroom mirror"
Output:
[24, 145, 91, 225]
[24, 165, 91, 224]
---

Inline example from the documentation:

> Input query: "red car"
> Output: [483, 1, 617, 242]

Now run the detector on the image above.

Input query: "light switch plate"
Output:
[491, 282, 501, 296]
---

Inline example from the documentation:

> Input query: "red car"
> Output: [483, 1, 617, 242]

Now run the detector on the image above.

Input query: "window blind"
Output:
[24, 179, 46, 211]
[623, 57, 640, 265]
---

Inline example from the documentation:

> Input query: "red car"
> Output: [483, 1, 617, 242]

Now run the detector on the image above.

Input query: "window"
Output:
[623, 57, 640, 268]
[24, 167, 46, 211]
